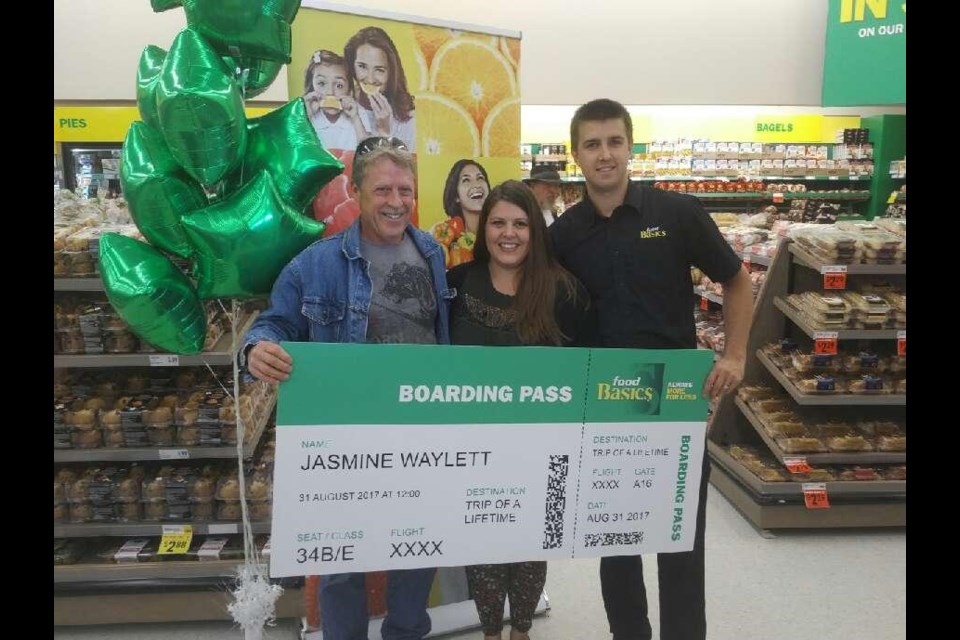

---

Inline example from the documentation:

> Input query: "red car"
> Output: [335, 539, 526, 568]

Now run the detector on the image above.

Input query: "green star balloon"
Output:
[182, 171, 326, 298]
[136, 45, 166, 131]
[224, 98, 344, 214]
[157, 28, 247, 187]
[99, 233, 207, 355]
[120, 122, 208, 258]
[152, 0, 302, 63]
[222, 54, 284, 99]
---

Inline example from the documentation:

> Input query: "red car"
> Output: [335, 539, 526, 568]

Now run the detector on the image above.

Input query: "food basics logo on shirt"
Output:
[639, 226, 667, 240]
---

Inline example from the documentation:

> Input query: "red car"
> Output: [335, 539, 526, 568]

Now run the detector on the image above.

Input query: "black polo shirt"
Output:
[550, 182, 741, 349]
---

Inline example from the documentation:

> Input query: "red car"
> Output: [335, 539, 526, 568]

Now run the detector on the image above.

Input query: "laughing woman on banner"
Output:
[447, 180, 597, 640]
[344, 26, 416, 151]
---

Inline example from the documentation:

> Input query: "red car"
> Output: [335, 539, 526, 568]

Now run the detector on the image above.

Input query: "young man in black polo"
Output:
[550, 98, 753, 640]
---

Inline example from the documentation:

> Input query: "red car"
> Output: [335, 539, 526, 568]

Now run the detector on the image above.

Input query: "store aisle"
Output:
[54, 486, 906, 640]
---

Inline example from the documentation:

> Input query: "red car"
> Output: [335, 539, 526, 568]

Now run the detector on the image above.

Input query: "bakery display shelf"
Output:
[788, 244, 907, 275]
[53, 312, 257, 368]
[708, 458, 906, 530]
[54, 395, 276, 463]
[735, 397, 906, 465]
[54, 521, 271, 539]
[695, 192, 868, 201]
[707, 440, 906, 498]
[773, 297, 901, 340]
[54, 278, 105, 291]
[694, 286, 723, 305]
[54, 559, 255, 583]
[757, 350, 906, 406]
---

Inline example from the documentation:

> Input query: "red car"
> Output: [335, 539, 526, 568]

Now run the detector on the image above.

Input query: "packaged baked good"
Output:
[792, 352, 841, 374]
[54, 503, 67, 523]
[57, 329, 85, 354]
[751, 398, 794, 414]
[70, 428, 102, 449]
[762, 417, 808, 439]
[848, 374, 892, 395]
[97, 538, 160, 563]
[822, 434, 873, 452]
[761, 340, 800, 368]
[795, 375, 840, 394]
[837, 467, 882, 482]
[880, 466, 906, 481]
[54, 539, 88, 565]
[838, 352, 885, 375]
[141, 498, 215, 522]
[793, 467, 835, 482]
[727, 444, 762, 462]
[775, 437, 827, 453]
[103, 329, 138, 354]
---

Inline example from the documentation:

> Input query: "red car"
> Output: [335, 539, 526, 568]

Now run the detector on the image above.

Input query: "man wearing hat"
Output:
[523, 168, 563, 227]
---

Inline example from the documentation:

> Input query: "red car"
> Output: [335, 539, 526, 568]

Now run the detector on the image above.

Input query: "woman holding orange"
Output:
[432, 159, 490, 268]
[447, 180, 596, 638]
[343, 26, 416, 151]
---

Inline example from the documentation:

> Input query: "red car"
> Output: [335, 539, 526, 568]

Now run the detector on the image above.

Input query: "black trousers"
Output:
[600, 449, 709, 640]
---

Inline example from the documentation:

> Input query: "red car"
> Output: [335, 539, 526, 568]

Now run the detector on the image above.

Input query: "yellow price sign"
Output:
[158, 525, 193, 555]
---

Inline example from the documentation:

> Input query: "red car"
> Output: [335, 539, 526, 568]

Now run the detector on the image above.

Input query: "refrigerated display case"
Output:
[59, 143, 123, 199]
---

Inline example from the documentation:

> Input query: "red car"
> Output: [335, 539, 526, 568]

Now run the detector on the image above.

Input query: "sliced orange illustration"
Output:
[429, 40, 517, 131]
[413, 24, 451, 70]
[412, 47, 429, 92]
[499, 37, 521, 69]
[416, 92, 481, 157]
[482, 97, 521, 158]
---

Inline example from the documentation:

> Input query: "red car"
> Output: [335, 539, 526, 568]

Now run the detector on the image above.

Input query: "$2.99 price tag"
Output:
[820, 266, 847, 290]
[897, 331, 906, 357]
[814, 332, 839, 355]
[159, 525, 193, 555]
[700, 296, 709, 311]
[802, 483, 830, 510]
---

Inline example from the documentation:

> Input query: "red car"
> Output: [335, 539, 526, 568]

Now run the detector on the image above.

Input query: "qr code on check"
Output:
[583, 531, 644, 548]
[541, 455, 569, 549]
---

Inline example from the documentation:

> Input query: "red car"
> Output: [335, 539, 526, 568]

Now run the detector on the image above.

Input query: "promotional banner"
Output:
[822, 0, 906, 106]
[269, 343, 713, 577]
[290, 2, 521, 263]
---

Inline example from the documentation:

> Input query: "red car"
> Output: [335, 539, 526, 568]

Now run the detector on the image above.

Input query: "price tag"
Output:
[887, 191, 898, 204]
[814, 332, 839, 355]
[700, 296, 709, 311]
[802, 483, 830, 509]
[208, 524, 240, 535]
[197, 536, 230, 561]
[828, 176, 840, 181]
[158, 525, 193, 555]
[113, 538, 150, 563]
[772, 192, 784, 204]
[820, 266, 847, 290]
[149, 355, 180, 367]
[159, 449, 190, 460]
[897, 331, 906, 357]
[784, 457, 813, 474]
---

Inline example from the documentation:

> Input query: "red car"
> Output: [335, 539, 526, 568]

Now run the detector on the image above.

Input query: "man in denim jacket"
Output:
[242, 137, 453, 640]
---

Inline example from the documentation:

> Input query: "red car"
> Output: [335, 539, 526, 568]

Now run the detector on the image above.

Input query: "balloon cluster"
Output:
[100, 0, 344, 355]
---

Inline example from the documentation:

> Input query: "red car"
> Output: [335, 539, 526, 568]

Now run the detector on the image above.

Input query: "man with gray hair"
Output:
[242, 136, 453, 639]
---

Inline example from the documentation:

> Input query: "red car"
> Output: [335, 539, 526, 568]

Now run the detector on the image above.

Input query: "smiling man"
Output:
[241, 136, 453, 640]
[549, 99, 753, 640]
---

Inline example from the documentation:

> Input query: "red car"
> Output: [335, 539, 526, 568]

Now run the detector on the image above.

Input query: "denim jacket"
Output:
[243, 218, 454, 356]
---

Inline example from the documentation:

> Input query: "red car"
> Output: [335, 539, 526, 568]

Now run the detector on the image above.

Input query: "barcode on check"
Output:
[542, 454, 569, 549]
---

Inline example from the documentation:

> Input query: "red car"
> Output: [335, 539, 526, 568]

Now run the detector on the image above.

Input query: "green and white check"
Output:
[269, 343, 713, 577]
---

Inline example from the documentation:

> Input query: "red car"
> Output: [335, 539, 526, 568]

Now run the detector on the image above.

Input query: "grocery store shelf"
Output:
[735, 397, 906, 465]
[564, 176, 869, 183]
[694, 192, 869, 201]
[53, 312, 257, 368]
[54, 521, 271, 539]
[773, 297, 901, 340]
[708, 458, 906, 530]
[788, 244, 907, 275]
[53, 395, 276, 463]
[54, 559, 256, 583]
[694, 286, 723, 305]
[707, 440, 906, 499]
[54, 278, 105, 291]
[757, 350, 906, 406]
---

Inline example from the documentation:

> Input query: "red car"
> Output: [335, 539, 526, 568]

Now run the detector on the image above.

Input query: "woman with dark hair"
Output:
[447, 180, 596, 639]
[442, 159, 490, 235]
[343, 26, 416, 151]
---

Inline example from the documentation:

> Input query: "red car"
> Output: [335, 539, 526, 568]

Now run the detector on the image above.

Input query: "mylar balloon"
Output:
[166, 0, 302, 64]
[120, 122, 208, 258]
[157, 28, 247, 187]
[150, 0, 183, 9]
[182, 171, 326, 298]
[224, 98, 344, 213]
[222, 54, 284, 99]
[136, 46, 166, 131]
[99, 233, 207, 355]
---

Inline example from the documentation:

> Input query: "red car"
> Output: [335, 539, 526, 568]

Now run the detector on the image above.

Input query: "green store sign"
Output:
[822, 0, 906, 106]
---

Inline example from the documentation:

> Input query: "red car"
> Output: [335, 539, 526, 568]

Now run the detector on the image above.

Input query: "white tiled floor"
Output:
[54, 485, 906, 640]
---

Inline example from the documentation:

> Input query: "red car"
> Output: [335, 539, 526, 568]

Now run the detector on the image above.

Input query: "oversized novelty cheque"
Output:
[269, 343, 713, 577]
